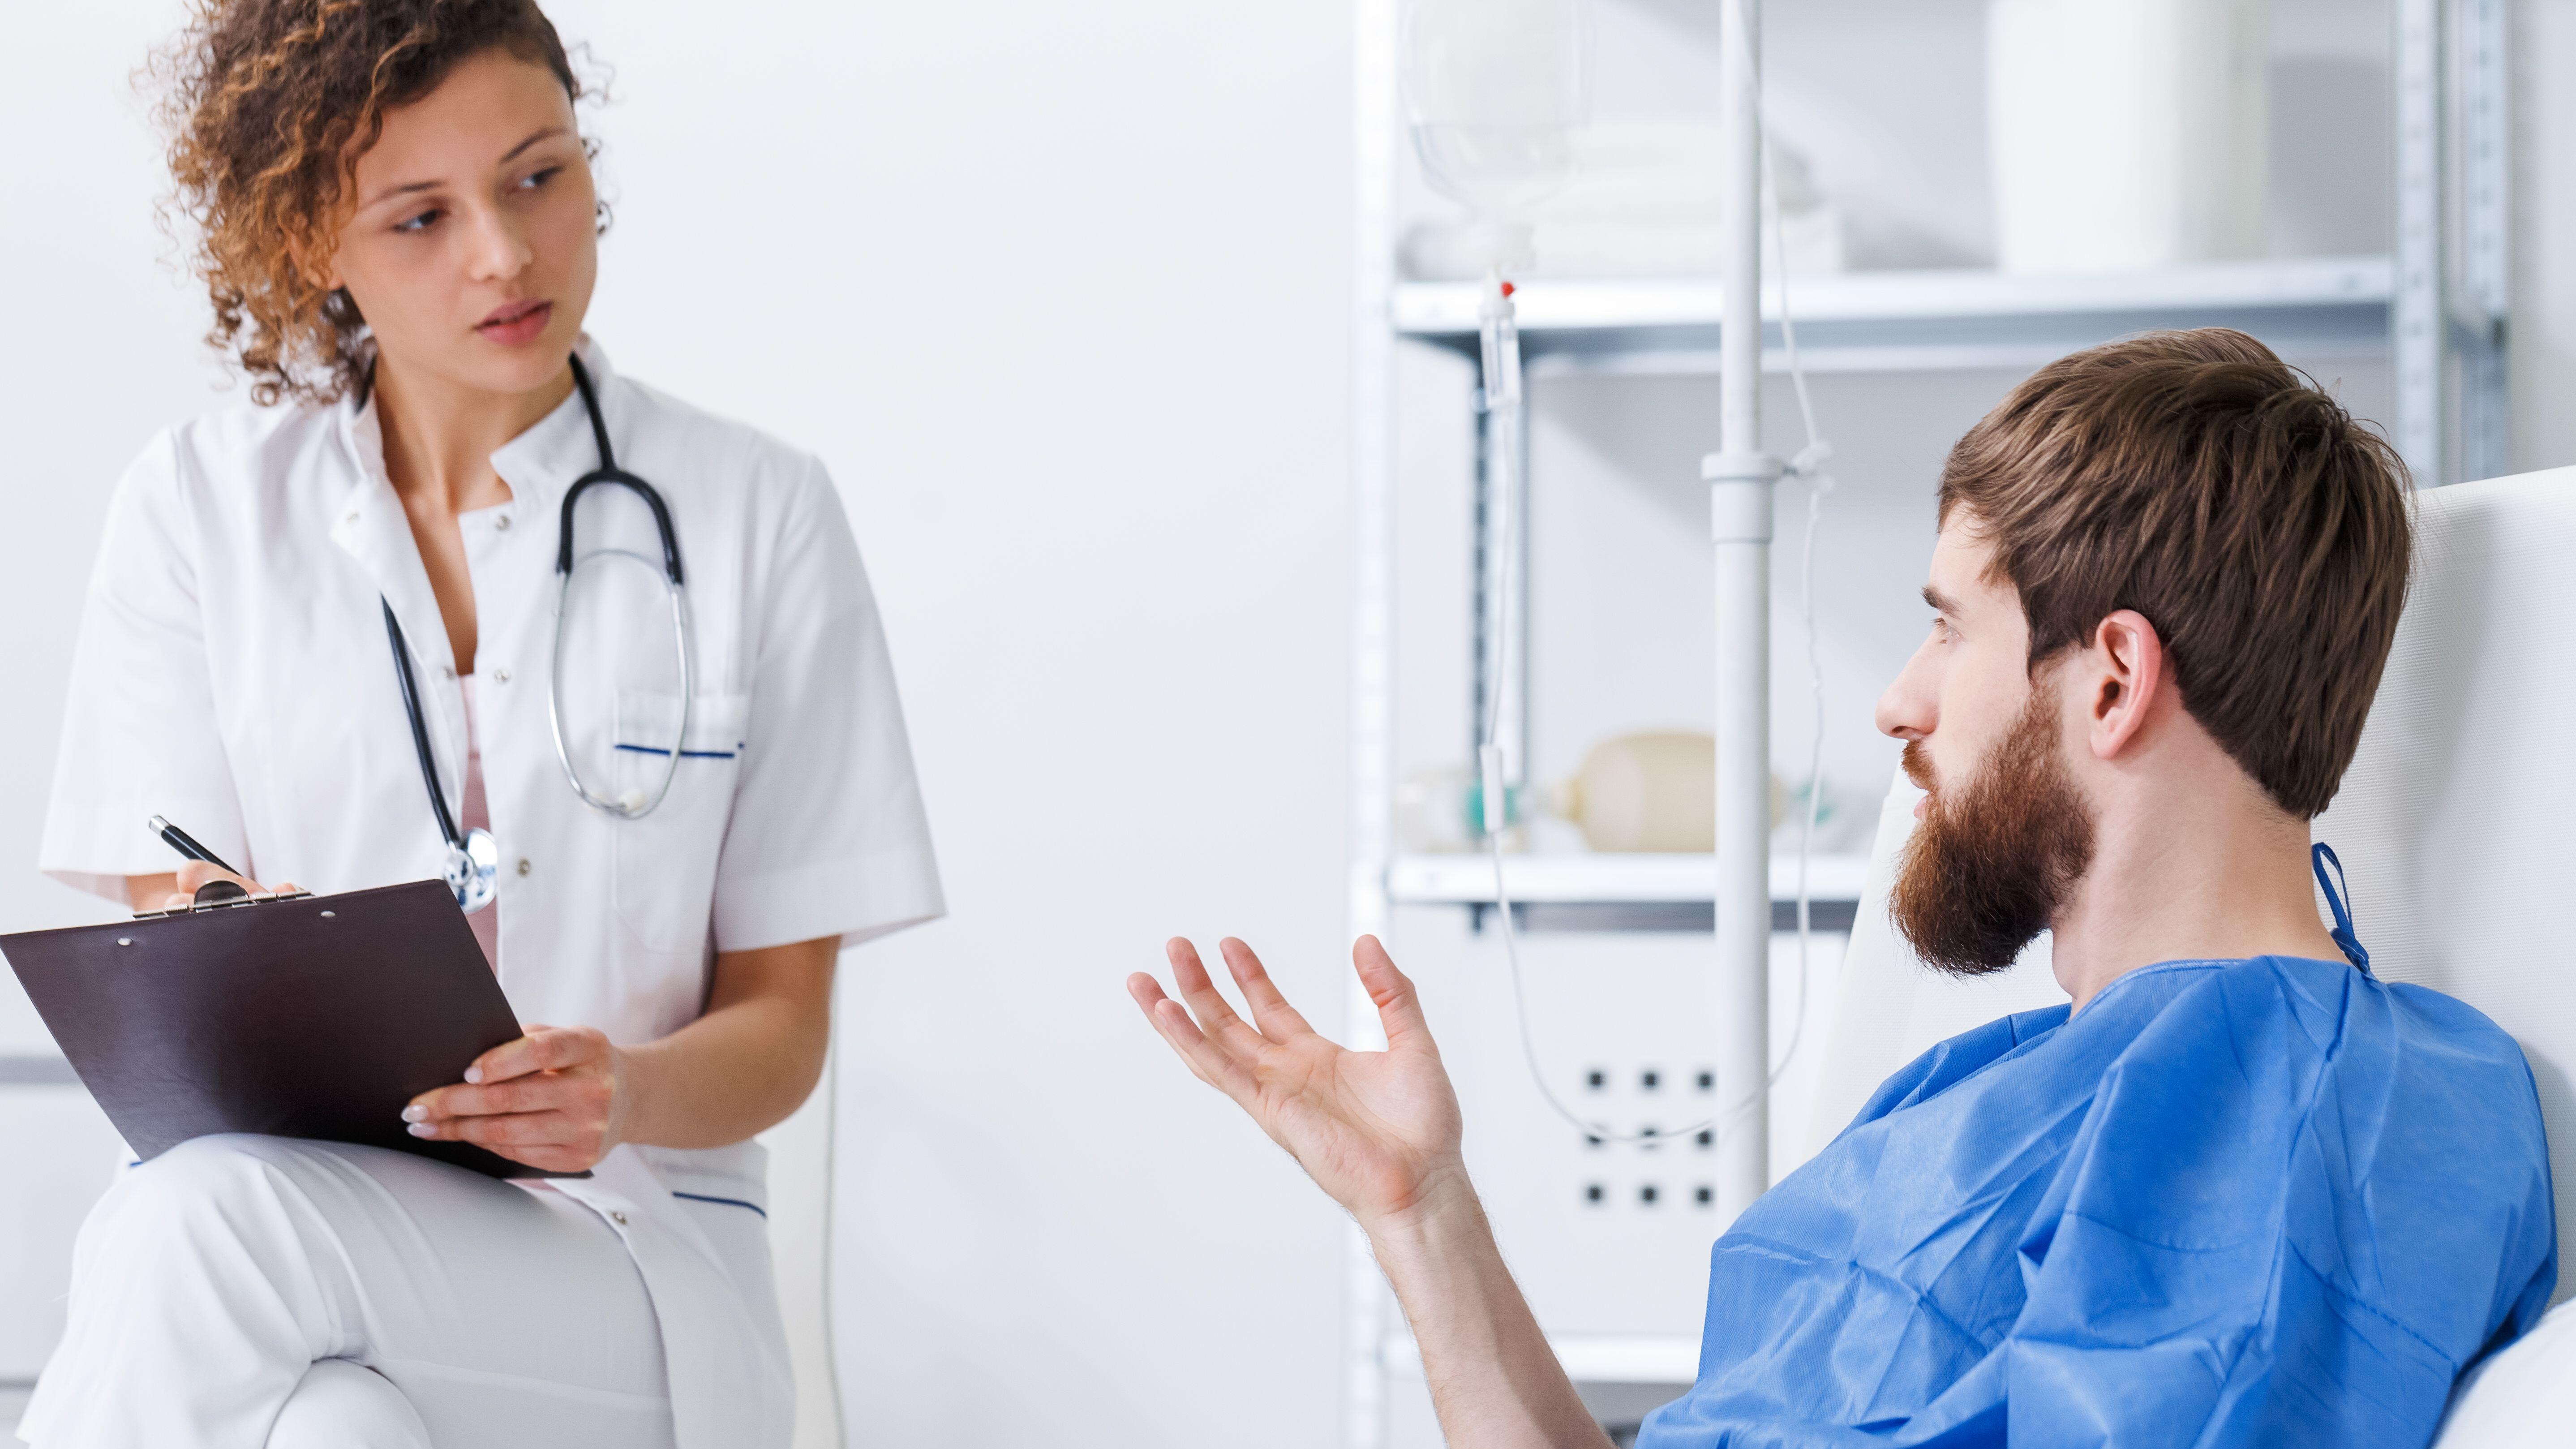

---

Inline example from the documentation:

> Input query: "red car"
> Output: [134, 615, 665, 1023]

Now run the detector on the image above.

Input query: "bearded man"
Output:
[1129, 330, 2556, 1449]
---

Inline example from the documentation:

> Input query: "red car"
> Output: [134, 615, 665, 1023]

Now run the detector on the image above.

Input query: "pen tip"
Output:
[147, 815, 169, 833]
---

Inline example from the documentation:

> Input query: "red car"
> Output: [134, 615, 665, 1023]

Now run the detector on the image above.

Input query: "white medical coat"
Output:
[38, 338, 944, 1445]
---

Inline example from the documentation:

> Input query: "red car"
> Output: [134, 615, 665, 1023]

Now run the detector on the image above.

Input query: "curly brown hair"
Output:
[155, 0, 593, 407]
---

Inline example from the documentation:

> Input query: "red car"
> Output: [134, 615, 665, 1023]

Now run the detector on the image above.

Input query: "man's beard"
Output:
[1889, 689, 2097, 977]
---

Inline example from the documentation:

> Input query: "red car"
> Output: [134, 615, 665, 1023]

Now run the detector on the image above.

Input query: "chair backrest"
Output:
[1794, 468, 2576, 1303]
[759, 1058, 846, 1447]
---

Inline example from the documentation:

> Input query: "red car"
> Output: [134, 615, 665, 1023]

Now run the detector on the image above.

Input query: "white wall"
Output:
[0, 5, 225, 1386]
[8, 0, 2576, 1440]
[0, 1, 1354, 1442]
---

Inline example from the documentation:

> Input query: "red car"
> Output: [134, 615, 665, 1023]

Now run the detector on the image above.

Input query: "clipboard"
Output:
[0, 879, 585, 1179]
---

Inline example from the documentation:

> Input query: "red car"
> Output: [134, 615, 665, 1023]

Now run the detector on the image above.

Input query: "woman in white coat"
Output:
[21, 3, 941, 1445]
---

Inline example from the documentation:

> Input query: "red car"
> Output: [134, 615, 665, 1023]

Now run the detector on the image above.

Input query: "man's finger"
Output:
[1165, 938, 1261, 1047]
[1129, 973, 1259, 1101]
[1151, 998, 1263, 1102]
[1352, 935, 1436, 1049]
[1218, 938, 1314, 1040]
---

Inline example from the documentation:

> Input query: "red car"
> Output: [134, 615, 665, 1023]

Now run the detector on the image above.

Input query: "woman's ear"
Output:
[2086, 609, 2167, 761]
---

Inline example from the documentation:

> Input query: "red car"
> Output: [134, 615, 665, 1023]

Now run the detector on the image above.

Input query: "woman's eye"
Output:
[394, 208, 441, 234]
[517, 167, 562, 192]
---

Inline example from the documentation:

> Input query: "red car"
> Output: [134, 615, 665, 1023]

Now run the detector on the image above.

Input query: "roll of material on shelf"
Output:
[1987, 0, 2269, 272]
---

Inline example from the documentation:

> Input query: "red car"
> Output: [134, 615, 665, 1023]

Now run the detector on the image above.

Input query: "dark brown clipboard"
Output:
[0, 879, 585, 1179]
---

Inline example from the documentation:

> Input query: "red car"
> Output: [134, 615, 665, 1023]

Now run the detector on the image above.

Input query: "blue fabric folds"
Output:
[1638, 956, 2557, 1449]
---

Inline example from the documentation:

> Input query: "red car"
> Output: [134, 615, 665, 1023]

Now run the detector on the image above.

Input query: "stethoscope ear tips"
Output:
[617, 788, 649, 816]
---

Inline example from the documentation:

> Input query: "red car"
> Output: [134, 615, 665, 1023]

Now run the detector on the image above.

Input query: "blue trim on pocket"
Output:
[670, 1190, 767, 1218]
[612, 744, 740, 759]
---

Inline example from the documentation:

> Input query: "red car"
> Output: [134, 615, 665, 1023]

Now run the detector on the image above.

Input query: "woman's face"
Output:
[329, 49, 597, 400]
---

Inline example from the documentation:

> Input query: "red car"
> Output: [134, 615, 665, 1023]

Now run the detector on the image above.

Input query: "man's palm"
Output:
[1129, 935, 1464, 1226]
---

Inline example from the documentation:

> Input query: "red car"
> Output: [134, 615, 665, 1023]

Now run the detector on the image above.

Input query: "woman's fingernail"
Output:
[401, 1105, 428, 1123]
[406, 1122, 436, 1138]
[464, 1067, 483, 1084]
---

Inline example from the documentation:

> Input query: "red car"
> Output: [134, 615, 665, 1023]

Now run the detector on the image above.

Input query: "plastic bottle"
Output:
[1404, 0, 1589, 271]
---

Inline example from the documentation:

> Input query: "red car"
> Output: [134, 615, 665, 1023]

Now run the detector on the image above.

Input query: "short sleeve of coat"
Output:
[40, 431, 250, 901]
[709, 454, 944, 952]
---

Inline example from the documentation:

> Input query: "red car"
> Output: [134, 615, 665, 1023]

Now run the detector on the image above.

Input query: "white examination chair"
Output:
[759, 1054, 845, 1449]
[1793, 468, 2576, 1441]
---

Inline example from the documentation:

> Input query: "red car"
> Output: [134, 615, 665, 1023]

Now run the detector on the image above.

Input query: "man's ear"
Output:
[2086, 609, 2168, 761]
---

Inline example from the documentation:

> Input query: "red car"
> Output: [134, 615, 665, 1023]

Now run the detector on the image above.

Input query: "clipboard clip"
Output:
[130, 881, 317, 921]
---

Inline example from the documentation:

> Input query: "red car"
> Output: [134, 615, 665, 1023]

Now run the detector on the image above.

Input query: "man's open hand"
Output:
[1127, 935, 1465, 1229]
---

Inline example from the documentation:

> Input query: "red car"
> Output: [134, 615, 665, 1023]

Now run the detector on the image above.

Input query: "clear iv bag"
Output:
[1404, 0, 1588, 224]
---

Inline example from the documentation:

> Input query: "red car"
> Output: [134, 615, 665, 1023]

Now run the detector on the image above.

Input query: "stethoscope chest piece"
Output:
[447, 827, 501, 915]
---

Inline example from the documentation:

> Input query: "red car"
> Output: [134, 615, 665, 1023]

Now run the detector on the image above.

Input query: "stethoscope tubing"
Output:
[381, 351, 698, 916]
[382, 600, 466, 851]
[547, 551, 695, 819]
[546, 353, 694, 821]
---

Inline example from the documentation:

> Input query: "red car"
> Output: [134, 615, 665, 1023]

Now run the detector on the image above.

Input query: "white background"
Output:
[5, 1, 2576, 1444]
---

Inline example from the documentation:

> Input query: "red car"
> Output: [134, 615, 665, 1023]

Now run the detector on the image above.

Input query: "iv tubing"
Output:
[1481, 0, 1837, 1154]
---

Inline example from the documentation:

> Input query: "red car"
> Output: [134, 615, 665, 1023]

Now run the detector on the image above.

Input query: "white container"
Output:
[1987, 0, 2269, 272]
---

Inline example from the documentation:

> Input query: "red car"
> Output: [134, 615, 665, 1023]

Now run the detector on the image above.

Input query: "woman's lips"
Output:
[476, 300, 553, 347]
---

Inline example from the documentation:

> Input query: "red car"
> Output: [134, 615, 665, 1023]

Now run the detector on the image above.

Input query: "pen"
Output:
[148, 815, 241, 877]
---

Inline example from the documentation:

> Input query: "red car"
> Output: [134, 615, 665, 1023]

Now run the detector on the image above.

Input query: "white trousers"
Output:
[18, 1135, 697, 1449]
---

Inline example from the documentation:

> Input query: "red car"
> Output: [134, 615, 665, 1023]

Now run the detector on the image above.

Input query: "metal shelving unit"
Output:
[1342, 3, 2508, 1446]
[0, 1055, 77, 1088]
[1389, 851, 1870, 933]
[1392, 256, 2397, 375]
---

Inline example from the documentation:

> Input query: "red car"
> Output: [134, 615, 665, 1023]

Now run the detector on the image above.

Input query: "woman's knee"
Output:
[80, 1134, 325, 1273]
[103, 1134, 287, 1217]
[267, 1359, 431, 1449]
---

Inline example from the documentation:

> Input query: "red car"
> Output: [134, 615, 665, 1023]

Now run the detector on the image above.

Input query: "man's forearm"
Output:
[1366, 1174, 1616, 1449]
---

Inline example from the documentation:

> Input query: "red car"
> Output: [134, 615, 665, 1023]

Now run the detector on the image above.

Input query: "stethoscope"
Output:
[380, 353, 696, 914]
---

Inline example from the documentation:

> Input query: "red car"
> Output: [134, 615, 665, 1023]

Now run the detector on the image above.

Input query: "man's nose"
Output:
[1877, 643, 1937, 742]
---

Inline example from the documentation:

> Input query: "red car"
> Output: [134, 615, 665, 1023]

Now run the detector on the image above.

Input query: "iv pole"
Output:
[1705, 0, 1778, 1224]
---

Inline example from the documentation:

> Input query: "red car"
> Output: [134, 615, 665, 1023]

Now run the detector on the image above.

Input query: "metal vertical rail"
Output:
[1345, 0, 1400, 1439]
[1704, 0, 1778, 1224]
[2391, 0, 2447, 485]
[2457, 0, 2510, 482]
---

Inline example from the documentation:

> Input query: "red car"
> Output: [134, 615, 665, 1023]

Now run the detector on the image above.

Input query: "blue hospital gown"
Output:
[1639, 955, 2557, 1449]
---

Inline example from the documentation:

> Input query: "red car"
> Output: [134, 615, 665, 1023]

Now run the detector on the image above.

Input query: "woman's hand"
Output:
[128, 859, 303, 912]
[1128, 935, 1468, 1231]
[403, 1025, 631, 1173]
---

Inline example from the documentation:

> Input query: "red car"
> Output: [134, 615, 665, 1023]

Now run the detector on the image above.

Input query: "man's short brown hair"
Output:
[1938, 328, 2412, 820]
